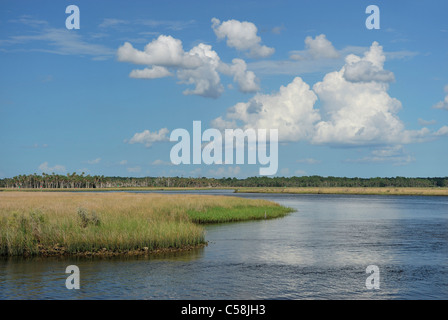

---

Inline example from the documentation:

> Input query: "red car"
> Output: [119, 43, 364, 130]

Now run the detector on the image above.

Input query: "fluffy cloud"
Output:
[215, 41, 444, 148]
[211, 18, 274, 58]
[129, 66, 172, 79]
[343, 42, 395, 83]
[290, 34, 339, 60]
[210, 116, 237, 131]
[117, 35, 200, 68]
[305, 34, 339, 59]
[38, 162, 66, 173]
[118, 36, 222, 98]
[214, 77, 320, 141]
[253, 44, 417, 76]
[128, 128, 169, 147]
[177, 43, 224, 98]
[433, 85, 448, 110]
[312, 42, 407, 145]
[118, 35, 259, 98]
[435, 126, 448, 136]
[219, 58, 260, 93]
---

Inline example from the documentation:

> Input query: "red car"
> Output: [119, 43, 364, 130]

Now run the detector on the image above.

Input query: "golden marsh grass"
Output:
[235, 187, 448, 196]
[0, 192, 292, 256]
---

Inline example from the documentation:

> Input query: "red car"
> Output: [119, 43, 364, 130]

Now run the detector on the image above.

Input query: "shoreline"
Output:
[0, 187, 235, 193]
[1, 186, 448, 196]
[234, 187, 448, 196]
[29, 243, 208, 258]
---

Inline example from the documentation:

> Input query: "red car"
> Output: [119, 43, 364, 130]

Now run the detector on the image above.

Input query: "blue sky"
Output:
[0, 0, 447, 179]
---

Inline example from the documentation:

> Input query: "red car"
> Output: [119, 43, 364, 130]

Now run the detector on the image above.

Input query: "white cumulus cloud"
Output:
[343, 42, 395, 83]
[117, 35, 200, 68]
[312, 42, 409, 146]
[211, 18, 274, 58]
[214, 77, 320, 141]
[289, 34, 339, 60]
[433, 84, 448, 110]
[118, 34, 260, 98]
[435, 126, 448, 136]
[218, 58, 260, 93]
[38, 162, 66, 173]
[176, 43, 224, 98]
[129, 66, 172, 79]
[304, 34, 340, 59]
[128, 128, 169, 147]
[215, 40, 444, 148]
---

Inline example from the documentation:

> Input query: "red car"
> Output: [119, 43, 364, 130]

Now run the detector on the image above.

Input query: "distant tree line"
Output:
[1, 173, 447, 189]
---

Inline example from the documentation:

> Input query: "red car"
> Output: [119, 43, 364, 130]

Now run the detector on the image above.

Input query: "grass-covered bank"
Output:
[0, 192, 292, 257]
[3, 186, 448, 196]
[0, 187, 235, 192]
[234, 187, 448, 196]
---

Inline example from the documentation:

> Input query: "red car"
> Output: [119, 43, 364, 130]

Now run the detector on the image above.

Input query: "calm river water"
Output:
[1, 191, 447, 299]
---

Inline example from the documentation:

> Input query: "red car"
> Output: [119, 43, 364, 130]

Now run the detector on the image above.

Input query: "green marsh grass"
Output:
[187, 205, 293, 223]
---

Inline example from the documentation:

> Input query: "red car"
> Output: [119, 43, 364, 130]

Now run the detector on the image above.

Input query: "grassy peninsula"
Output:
[0, 192, 292, 257]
